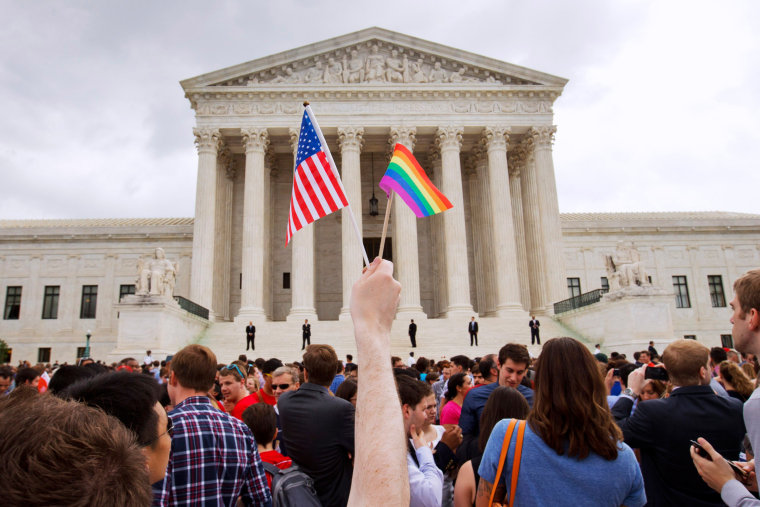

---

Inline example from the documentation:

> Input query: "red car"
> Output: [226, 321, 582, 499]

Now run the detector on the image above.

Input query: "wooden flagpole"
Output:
[378, 192, 393, 260]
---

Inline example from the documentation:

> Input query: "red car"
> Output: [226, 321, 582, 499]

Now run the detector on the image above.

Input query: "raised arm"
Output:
[347, 258, 409, 506]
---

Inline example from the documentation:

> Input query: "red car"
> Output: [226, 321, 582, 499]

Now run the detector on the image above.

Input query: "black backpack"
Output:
[261, 462, 322, 507]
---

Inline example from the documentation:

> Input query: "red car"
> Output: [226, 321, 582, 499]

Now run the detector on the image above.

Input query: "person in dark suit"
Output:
[529, 315, 540, 345]
[278, 344, 354, 506]
[612, 339, 745, 506]
[301, 319, 311, 350]
[408, 319, 417, 348]
[245, 321, 255, 351]
[468, 316, 478, 346]
[648, 340, 658, 359]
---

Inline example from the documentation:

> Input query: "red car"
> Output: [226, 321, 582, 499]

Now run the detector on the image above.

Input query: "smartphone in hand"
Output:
[691, 439, 749, 480]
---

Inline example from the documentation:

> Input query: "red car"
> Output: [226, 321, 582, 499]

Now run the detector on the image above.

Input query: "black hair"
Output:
[262, 358, 283, 375]
[63, 372, 161, 447]
[15, 367, 40, 385]
[48, 366, 96, 397]
[395, 374, 431, 408]
[450, 355, 470, 372]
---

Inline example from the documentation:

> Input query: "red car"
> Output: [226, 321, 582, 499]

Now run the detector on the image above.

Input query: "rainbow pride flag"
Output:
[379, 144, 453, 217]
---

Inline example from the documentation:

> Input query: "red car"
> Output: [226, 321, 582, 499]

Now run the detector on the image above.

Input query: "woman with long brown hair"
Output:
[476, 337, 645, 506]
[719, 360, 755, 402]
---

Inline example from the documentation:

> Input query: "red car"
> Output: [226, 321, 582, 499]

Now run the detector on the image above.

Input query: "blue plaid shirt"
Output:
[153, 396, 271, 506]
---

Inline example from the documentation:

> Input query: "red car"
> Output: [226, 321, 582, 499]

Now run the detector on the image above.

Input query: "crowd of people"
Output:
[2, 262, 760, 507]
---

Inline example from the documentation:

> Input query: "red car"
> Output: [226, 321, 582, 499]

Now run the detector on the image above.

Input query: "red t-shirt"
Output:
[256, 389, 277, 406]
[260, 450, 292, 488]
[230, 394, 259, 420]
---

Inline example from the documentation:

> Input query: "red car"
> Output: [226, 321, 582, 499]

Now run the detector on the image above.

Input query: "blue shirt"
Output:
[479, 419, 646, 507]
[329, 374, 345, 394]
[459, 382, 534, 437]
[153, 396, 271, 506]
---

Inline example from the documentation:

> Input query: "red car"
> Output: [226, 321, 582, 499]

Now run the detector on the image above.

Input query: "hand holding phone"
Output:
[691, 439, 749, 480]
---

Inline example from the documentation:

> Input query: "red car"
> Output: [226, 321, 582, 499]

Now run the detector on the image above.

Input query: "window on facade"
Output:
[119, 284, 135, 302]
[601, 277, 609, 292]
[80, 285, 98, 319]
[684, 335, 696, 340]
[42, 285, 60, 319]
[708, 275, 726, 308]
[567, 278, 581, 298]
[721, 334, 734, 349]
[672, 276, 691, 308]
[37, 347, 51, 363]
[3, 286, 22, 320]
[283, 273, 291, 290]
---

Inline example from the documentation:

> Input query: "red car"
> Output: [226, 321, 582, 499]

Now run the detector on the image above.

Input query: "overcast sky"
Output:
[1, 0, 758, 220]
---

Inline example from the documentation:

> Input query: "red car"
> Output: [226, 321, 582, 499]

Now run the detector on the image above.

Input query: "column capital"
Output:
[507, 145, 526, 174]
[193, 128, 222, 154]
[529, 125, 557, 146]
[427, 147, 441, 167]
[389, 127, 417, 151]
[482, 127, 510, 152]
[219, 145, 237, 180]
[435, 126, 463, 152]
[241, 128, 270, 154]
[337, 127, 364, 151]
[265, 147, 278, 178]
[288, 127, 300, 152]
[463, 155, 478, 178]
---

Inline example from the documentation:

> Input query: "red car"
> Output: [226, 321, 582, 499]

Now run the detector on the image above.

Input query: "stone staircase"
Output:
[195, 311, 590, 364]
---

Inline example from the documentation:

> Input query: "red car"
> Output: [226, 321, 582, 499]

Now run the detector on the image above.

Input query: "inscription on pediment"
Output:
[213, 41, 539, 87]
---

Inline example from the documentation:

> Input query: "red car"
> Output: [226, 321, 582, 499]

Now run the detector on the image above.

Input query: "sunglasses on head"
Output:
[225, 364, 246, 379]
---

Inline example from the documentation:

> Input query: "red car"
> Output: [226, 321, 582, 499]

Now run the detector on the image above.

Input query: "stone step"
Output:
[195, 313, 588, 364]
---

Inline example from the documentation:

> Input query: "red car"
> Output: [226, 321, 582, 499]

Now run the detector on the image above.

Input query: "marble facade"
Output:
[183, 27, 568, 324]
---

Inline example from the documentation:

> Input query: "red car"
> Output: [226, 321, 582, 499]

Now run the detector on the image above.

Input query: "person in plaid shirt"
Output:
[154, 344, 271, 506]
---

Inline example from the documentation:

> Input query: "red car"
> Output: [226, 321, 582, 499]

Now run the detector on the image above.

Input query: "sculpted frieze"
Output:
[212, 41, 539, 87]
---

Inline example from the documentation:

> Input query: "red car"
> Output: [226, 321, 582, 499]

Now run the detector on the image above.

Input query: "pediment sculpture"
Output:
[215, 42, 538, 87]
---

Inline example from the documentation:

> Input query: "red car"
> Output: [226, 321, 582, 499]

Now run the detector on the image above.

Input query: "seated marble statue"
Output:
[136, 248, 177, 297]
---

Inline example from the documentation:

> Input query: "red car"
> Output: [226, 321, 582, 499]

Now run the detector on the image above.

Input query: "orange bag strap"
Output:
[488, 419, 518, 507]
[506, 420, 527, 507]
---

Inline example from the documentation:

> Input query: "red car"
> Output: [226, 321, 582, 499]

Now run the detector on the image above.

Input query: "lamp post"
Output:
[84, 329, 91, 358]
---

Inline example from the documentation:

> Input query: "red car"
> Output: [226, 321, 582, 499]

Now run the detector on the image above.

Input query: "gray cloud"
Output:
[1, 0, 758, 219]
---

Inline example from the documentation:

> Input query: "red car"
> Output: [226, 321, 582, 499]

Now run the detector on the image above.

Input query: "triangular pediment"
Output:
[181, 27, 567, 90]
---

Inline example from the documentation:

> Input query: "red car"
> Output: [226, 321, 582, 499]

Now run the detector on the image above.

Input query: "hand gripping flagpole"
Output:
[303, 102, 370, 268]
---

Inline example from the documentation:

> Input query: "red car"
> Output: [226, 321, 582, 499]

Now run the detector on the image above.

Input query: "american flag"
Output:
[286, 109, 348, 245]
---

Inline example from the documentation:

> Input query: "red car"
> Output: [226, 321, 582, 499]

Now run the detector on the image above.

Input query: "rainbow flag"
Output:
[379, 144, 453, 217]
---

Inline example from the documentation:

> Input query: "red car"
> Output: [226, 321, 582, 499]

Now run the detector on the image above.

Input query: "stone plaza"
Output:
[1, 28, 759, 364]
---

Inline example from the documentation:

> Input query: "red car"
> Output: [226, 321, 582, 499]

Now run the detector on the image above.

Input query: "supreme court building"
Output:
[2, 28, 760, 363]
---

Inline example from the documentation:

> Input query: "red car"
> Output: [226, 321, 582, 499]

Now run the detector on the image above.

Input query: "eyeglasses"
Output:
[274, 383, 292, 390]
[225, 364, 246, 379]
[148, 418, 173, 446]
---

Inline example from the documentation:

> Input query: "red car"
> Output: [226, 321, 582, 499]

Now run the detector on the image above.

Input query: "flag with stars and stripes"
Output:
[286, 109, 348, 245]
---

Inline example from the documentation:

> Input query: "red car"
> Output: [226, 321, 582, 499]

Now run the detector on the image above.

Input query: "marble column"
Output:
[264, 149, 276, 320]
[237, 128, 269, 321]
[389, 127, 424, 316]
[338, 127, 364, 319]
[214, 145, 234, 321]
[287, 128, 318, 321]
[466, 155, 487, 315]
[531, 126, 567, 308]
[190, 128, 221, 313]
[435, 126, 473, 315]
[519, 136, 549, 314]
[483, 127, 523, 314]
[428, 150, 447, 317]
[508, 148, 531, 311]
